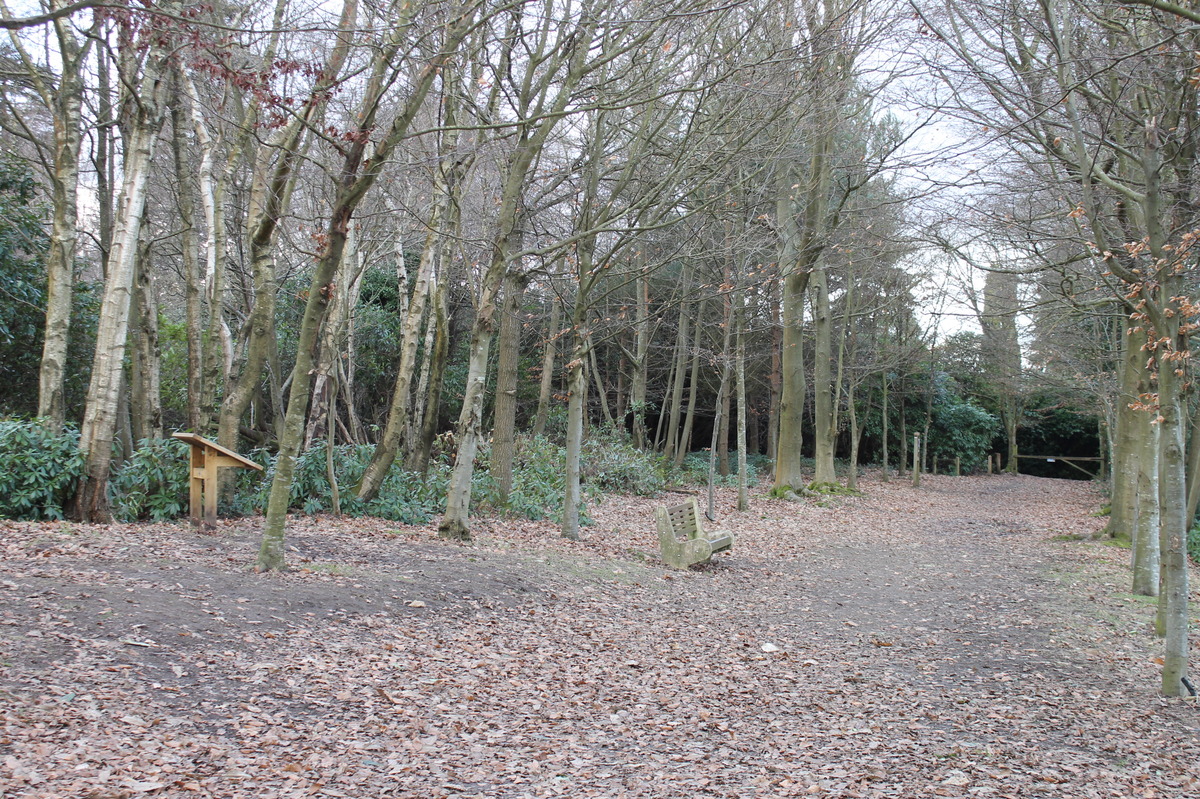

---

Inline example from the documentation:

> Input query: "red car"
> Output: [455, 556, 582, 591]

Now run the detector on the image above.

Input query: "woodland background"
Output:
[0, 0, 1198, 694]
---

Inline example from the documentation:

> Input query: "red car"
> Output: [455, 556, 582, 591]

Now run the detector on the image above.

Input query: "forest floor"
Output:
[2, 472, 1199, 798]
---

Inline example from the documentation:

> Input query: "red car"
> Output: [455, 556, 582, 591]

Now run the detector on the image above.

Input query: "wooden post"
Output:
[913, 434, 921, 488]
[954, 456, 960, 477]
[173, 433, 263, 526]
[987, 454, 993, 475]
[189, 444, 204, 524]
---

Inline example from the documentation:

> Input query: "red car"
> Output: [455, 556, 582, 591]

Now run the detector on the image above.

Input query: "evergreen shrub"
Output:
[110, 437, 191, 521]
[0, 418, 84, 520]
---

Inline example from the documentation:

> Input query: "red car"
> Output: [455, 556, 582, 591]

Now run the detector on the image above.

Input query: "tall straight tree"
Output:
[257, 0, 477, 570]
[73, 6, 177, 520]
[0, 2, 95, 430]
[438, 0, 603, 541]
[919, 0, 1199, 696]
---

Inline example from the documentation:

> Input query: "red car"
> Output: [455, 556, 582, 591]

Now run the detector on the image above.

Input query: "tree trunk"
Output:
[1183, 393, 1200, 531]
[532, 296, 561, 438]
[774, 266, 809, 490]
[183, 73, 232, 436]
[1156, 356, 1190, 697]
[1132, 406, 1160, 597]
[490, 271, 530, 503]
[766, 283, 781, 463]
[675, 296, 707, 468]
[409, 276, 450, 474]
[129, 231, 162, 442]
[846, 380, 860, 492]
[171, 94, 204, 431]
[355, 219, 439, 497]
[588, 343, 616, 430]
[718, 362, 732, 477]
[36, 19, 90, 430]
[735, 281, 749, 511]
[631, 271, 650, 448]
[811, 266, 836, 485]
[561, 328, 588, 540]
[1108, 321, 1142, 538]
[880, 376, 890, 482]
[73, 38, 171, 521]
[663, 267, 692, 462]
[305, 224, 364, 449]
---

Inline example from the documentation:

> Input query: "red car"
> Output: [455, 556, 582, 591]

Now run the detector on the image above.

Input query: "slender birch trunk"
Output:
[663, 270, 691, 461]
[589, 343, 616, 430]
[73, 32, 172, 520]
[880, 375, 890, 481]
[409, 275, 450, 474]
[304, 225, 364, 449]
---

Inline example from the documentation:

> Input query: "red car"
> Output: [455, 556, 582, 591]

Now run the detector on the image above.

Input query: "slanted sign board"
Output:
[172, 433, 263, 526]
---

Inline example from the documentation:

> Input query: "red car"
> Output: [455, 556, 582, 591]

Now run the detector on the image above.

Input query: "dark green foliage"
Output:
[157, 318, 190, 430]
[491, 435, 569, 522]
[229, 443, 448, 525]
[923, 373, 1001, 471]
[0, 157, 46, 344]
[1189, 523, 1200, 566]
[352, 267, 406, 431]
[930, 400, 1000, 471]
[1015, 398, 1101, 479]
[0, 419, 84, 520]
[0, 156, 99, 419]
[0, 157, 48, 416]
[675, 450, 764, 488]
[110, 437, 191, 521]
[583, 435, 670, 496]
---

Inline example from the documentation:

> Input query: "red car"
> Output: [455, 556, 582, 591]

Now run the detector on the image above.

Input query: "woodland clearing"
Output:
[2, 473, 1198, 798]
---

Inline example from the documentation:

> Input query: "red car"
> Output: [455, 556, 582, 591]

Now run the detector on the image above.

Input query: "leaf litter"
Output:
[1, 473, 1198, 798]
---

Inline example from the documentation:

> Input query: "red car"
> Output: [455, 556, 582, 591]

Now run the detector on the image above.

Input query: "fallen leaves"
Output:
[0, 474, 1197, 798]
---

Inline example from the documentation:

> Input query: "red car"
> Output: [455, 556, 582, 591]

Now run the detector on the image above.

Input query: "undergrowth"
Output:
[2, 423, 765, 526]
[0, 418, 84, 520]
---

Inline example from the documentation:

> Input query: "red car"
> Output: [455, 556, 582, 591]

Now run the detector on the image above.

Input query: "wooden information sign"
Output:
[172, 432, 263, 526]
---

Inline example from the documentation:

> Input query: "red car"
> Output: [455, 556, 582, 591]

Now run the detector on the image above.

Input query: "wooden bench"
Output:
[656, 498, 734, 569]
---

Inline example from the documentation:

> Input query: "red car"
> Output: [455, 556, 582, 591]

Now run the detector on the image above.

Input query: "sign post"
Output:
[172, 433, 263, 526]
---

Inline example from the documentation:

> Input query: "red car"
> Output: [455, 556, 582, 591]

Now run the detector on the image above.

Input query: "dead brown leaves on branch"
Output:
[2, 473, 1198, 798]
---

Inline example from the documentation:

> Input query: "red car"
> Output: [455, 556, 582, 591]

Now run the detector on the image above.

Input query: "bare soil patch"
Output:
[2, 473, 1198, 798]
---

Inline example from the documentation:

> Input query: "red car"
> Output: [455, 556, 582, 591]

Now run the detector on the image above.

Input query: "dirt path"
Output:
[2, 473, 1198, 798]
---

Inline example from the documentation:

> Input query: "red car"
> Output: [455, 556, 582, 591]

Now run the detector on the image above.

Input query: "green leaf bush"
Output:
[6, 428, 720, 526]
[0, 418, 84, 520]
[110, 437, 191, 521]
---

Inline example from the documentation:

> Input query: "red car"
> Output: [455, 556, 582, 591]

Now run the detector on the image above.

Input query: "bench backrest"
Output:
[663, 499, 702, 540]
